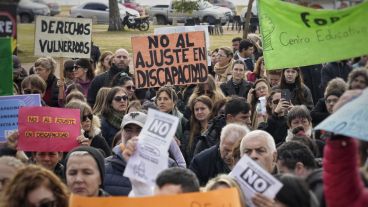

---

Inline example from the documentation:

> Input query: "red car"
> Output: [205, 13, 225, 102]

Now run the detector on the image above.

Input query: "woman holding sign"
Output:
[100, 87, 129, 147]
[34, 57, 60, 107]
[72, 58, 95, 97]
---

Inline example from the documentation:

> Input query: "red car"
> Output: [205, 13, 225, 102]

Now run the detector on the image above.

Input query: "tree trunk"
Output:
[243, 0, 254, 39]
[108, 0, 122, 31]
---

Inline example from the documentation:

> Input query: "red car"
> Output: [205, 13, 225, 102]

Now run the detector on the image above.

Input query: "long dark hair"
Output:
[75, 58, 95, 81]
[101, 86, 128, 117]
[280, 67, 305, 104]
[189, 96, 213, 150]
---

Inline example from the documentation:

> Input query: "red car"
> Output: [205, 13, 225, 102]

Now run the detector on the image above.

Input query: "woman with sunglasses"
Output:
[111, 72, 137, 101]
[72, 58, 95, 97]
[1, 165, 69, 207]
[65, 100, 111, 157]
[100, 87, 129, 147]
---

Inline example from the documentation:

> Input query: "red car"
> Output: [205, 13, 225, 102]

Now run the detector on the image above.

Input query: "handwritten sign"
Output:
[124, 109, 179, 184]
[259, 0, 368, 70]
[230, 155, 283, 207]
[0, 3, 17, 53]
[18, 106, 80, 152]
[70, 188, 241, 207]
[315, 88, 368, 141]
[132, 31, 208, 88]
[34, 16, 92, 58]
[0, 94, 41, 142]
[154, 25, 211, 65]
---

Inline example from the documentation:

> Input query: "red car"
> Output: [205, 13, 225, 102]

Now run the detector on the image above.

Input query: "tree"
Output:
[108, 0, 122, 31]
[243, 0, 255, 39]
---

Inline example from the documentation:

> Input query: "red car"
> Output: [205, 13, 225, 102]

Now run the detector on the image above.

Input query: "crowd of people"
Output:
[1, 32, 368, 207]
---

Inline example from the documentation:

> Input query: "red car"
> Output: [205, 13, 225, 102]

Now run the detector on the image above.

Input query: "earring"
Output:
[84, 69, 88, 72]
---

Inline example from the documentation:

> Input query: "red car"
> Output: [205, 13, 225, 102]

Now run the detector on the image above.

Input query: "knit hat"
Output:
[65, 146, 105, 187]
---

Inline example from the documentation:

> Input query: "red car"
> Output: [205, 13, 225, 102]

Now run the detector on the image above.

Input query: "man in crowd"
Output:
[190, 123, 249, 186]
[104, 111, 147, 195]
[231, 37, 242, 55]
[234, 39, 255, 71]
[87, 48, 131, 106]
[240, 130, 277, 174]
[220, 60, 252, 98]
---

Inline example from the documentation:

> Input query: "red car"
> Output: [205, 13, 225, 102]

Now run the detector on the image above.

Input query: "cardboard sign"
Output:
[0, 3, 17, 53]
[69, 188, 241, 207]
[259, 0, 368, 70]
[18, 106, 80, 152]
[34, 16, 92, 58]
[124, 109, 179, 185]
[0, 37, 12, 96]
[315, 88, 368, 141]
[230, 155, 283, 207]
[0, 94, 41, 142]
[132, 31, 208, 88]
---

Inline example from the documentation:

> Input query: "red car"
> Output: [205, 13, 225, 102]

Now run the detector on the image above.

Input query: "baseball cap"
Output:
[121, 111, 147, 129]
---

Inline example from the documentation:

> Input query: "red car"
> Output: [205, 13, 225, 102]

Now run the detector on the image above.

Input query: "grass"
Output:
[17, 22, 244, 64]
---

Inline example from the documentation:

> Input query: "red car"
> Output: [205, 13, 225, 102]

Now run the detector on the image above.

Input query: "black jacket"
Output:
[44, 74, 59, 107]
[311, 98, 329, 126]
[220, 78, 252, 98]
[321, 61, 352, 91]
[300, 64, 323, 104]
[87, 64, 130, 106]
[258, 114, 287, 145]
[193, 115, 226, 156]
[189, 144, 230, 186]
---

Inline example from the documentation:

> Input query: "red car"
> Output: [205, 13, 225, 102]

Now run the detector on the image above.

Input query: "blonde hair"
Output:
[34, 57, 57, 74]
[92, 87, 111, 115]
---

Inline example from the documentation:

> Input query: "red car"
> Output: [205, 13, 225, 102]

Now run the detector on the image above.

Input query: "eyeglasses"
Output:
[216, 54, 227, 58]
[23, 89, 42, 94]
[272, 99, 280, 105]
[326, 98, 339, 104]
[255, 86, 267, 92]
[126, 85, 136, 91]
[82, 114, 93, 121]
[32, 200, 56, 207]
[114, 95, 128, 102]
[34, 67, 47, 73]
[72, 65, 82, 72]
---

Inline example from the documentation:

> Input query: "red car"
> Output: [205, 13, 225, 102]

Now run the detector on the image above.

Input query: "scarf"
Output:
[214, 60, 234, 82]
[106, 110, 125, 130]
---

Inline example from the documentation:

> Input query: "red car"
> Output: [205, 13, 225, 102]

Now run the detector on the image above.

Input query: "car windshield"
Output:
[199, 1, 213, 9]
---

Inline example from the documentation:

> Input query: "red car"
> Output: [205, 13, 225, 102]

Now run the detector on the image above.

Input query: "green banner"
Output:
[258, 0, 368, 70]
[0, 38, 13, 96]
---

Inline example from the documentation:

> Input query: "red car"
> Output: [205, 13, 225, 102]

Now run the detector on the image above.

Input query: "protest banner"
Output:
[0, 94, 41, 142]
[258, 0, 368, 70]
[0, 37, 13, 96]
[124, 109, 179, 184]
[132, 31, 208, 88]
[315, 88, 368, 141]
[0, 3, 17, 54]
[230, 155, 283, 207]
[18, 106, 80, 152]
[70, 188, 241, 207]
[34, 16, 92, 58]
[155, 25, 211, 65]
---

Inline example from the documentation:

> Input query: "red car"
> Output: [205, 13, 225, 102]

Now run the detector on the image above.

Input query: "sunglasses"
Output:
[72, 65, 82, 72]
[23, 89, 42, 94]
[126, 85, 136, 91]
[30, 200, 56, 207]
[82, 114, 93, 121]
[114, 95, 128, 102]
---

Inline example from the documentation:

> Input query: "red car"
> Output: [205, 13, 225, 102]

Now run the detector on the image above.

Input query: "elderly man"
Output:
[190, 123, 249, 186]
[240, 130, 277, 174]
[87, 48, 131, 106]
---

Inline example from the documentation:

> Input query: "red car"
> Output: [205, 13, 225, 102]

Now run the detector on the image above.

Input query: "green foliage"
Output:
[172, 0, 200, 13]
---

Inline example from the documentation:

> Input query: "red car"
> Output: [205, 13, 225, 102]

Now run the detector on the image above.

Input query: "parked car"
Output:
[149, 0, 233, 25]
[118, 0, 145, 16]
[70, 1, 140, 24]
[208, 0, 236, 16]
[17, 0, 50, 23]
[32, 0, 60, 16]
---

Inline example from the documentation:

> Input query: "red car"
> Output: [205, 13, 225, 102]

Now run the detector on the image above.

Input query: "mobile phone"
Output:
[281, 89, 291, 102]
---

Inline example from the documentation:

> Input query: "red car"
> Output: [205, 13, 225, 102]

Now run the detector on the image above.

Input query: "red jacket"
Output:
[324, 136, 368, 207]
